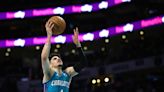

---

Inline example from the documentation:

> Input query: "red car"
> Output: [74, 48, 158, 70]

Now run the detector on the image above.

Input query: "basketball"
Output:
[48, 16, 66, 35]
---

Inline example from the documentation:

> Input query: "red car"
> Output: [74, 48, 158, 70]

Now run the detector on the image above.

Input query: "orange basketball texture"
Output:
[48, 16, 66, 35]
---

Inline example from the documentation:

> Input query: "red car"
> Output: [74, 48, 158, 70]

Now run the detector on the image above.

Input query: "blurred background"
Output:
[0, 0, 164, 92]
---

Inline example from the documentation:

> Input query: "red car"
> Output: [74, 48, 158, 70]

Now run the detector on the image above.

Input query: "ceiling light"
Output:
[71, 49, 75, 53]
[97, 79, 101, 84]
[122, 35, 126, 39]
[56, 44, 60, 48]
[92, 79, 96, 84]
[104, 77, 109, 82]
[101, 47, 105, 51]
[54, 49, 58, 52]
[105, 39, 109, 43]
[140, 31, 144, 35]
[7, 48, 11, 52]
[83, 46, 88, 50]
[5, 52, 9, 56]
[36, 46, 40, 50]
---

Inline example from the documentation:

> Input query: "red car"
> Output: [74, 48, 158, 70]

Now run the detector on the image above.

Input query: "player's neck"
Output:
[57, 68, 62, 76]
[52, 67, 62, 75]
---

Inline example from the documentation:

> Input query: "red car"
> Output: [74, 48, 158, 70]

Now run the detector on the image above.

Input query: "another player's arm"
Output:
[65, 27, 88, 77]
[41, 21, 54, 76]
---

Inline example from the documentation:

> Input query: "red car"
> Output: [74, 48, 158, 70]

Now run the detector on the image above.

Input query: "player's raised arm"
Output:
[41, 21, 54, 75]
[65, 27, 88, 77]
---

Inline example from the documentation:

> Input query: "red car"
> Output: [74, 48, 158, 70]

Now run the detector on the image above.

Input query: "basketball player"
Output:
[41, 21, 87, 92]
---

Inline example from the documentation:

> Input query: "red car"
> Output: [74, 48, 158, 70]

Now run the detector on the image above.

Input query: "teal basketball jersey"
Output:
[44, 71, 71, 92]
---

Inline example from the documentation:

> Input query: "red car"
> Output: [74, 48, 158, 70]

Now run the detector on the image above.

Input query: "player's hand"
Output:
[45, 21, 54, 36]
[72, 27, 81, 47]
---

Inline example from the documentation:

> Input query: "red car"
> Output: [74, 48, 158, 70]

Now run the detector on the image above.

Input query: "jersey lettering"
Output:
[51, 80, 69, 88]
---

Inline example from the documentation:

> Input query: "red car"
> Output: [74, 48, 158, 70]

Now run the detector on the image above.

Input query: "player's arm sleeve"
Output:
[65, 47, 88, 77]
[73, 47, 88, 72]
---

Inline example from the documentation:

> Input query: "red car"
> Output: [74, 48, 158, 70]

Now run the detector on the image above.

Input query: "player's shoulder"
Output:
[63, 68, 71, 75]
[64, 66, 78, 77]
[64, 66, 73, 73]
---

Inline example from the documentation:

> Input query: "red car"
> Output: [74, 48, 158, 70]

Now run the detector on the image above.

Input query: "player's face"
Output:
[50, 56, 63, 67]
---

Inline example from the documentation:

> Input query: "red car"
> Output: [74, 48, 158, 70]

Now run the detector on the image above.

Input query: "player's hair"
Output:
[49, 53, 61, 61]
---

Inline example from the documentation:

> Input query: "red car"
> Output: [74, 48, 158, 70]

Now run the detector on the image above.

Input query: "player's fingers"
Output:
[50, 23, 54, 29]
[46, 21, 50, 28]
[76, 27, 79, 34]
[47, 21, 51, 26]
[73, 29, 76, 34]
[73, 27, 78, 35]
[49, 21, 54, 27]
[49, 21, 53, 27]
[45, 21, 48, 27]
